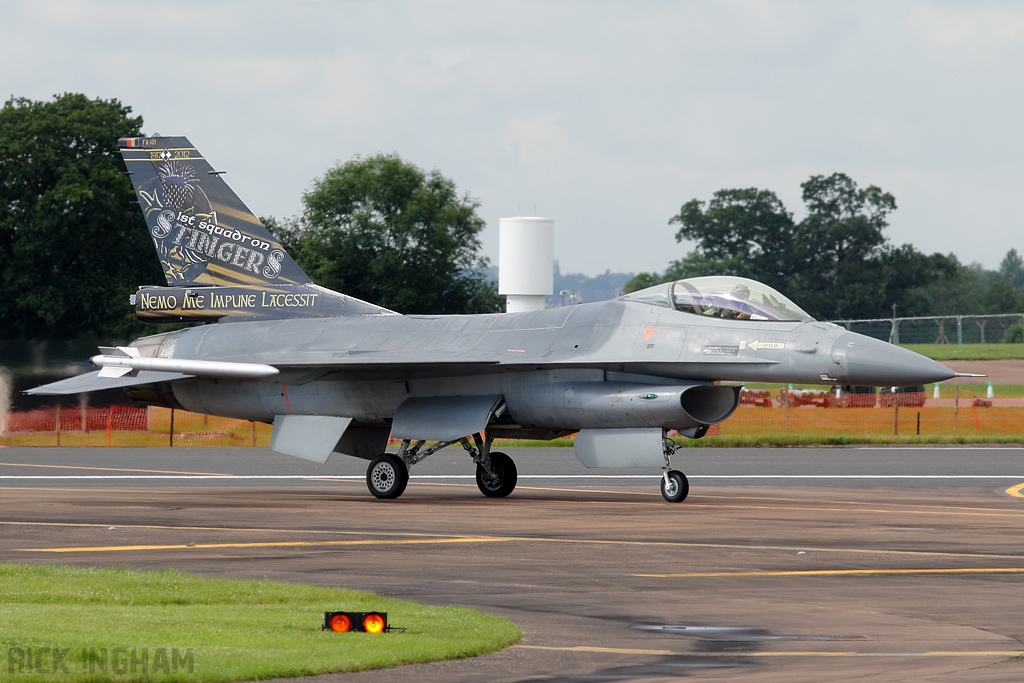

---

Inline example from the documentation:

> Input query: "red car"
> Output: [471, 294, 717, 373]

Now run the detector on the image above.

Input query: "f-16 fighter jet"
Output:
[30, 136, 959, 502]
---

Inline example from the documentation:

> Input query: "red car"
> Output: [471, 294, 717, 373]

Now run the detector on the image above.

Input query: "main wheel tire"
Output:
[661, 470, 689, 503]
[476, 451, 518, 498]
[366, 454, 409, 499]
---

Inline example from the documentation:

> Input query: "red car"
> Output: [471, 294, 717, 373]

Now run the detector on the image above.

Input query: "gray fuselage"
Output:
[128, 298, 953, 437]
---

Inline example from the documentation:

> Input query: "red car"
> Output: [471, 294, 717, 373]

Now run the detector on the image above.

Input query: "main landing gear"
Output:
[476, 451, 517, 498]
[366, 454, 409, 499]
[364, 427, 689, 502]
[661, 431, 689, 503]
[364, 431, 518, 500]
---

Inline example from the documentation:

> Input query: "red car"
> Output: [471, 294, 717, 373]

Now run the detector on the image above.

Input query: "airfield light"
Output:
[328, 613, 351, 632]
[362, 613, 386, 634]
[323, 611, 391, 633]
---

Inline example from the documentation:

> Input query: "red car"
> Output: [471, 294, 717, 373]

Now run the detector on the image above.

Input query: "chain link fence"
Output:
[832, 313, 1024, 347]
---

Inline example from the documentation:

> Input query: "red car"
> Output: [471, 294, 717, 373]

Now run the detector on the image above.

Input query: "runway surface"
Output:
[2, 446, 1024, 681]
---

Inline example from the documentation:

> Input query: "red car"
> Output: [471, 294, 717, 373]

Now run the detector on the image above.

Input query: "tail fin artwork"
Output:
[118, 136, 393, 322]
[120, 136, 307, 287]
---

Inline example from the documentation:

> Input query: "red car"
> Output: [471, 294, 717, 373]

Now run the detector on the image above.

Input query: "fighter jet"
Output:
[30, 136, 959, 502]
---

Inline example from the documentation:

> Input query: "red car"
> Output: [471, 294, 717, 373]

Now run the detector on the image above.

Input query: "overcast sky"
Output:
[4, 0, 1023, 276]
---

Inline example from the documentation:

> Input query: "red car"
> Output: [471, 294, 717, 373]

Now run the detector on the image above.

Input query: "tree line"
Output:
[1, 93, 1020, 342]
[0, 94, 499, 342]
[625, 174, 1024, 324]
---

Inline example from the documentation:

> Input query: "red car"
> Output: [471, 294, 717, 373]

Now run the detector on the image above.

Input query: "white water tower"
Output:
[498, 216, 554, 313]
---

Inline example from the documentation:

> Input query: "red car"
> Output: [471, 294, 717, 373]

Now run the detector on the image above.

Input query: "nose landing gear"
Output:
[661, 431, 690, 503]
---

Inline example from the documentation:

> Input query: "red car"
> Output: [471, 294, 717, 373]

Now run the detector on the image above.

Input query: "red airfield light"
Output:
[362, 613, 386, 634]
[328, 613, 352, 632]
[323, 611, 392, 633]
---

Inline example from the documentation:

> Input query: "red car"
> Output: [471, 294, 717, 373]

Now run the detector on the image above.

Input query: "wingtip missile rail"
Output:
[90, 346, 279, 380]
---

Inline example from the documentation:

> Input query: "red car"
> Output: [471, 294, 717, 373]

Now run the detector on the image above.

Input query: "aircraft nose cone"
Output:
[829, 332, 956, 386]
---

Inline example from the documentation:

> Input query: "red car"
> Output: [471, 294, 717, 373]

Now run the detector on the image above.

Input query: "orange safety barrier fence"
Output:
[1, 388, 1022, 446]
[1, 406, 273, 447]
[717, 387, 1024, 439]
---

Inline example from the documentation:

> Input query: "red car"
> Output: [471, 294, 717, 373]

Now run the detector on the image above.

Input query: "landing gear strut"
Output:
[476, 451, 518, 497]
[661, 431, 689, 503]
[364, 427, 519, 500]
[463, 432, 518, 498]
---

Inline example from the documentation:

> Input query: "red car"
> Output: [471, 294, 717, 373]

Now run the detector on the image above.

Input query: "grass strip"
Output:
[0, 563, 520, 682]
[902, 343, 1024, 361]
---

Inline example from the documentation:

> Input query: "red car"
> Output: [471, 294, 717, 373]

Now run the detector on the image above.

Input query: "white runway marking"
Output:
[1, 474, 1024, 481]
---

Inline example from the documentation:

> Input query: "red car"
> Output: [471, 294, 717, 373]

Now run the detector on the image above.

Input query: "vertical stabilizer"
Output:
[118, 136, 310, 287]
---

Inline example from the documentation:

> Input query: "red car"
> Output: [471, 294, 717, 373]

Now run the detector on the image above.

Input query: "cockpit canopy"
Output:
[618, 276, 813, 322]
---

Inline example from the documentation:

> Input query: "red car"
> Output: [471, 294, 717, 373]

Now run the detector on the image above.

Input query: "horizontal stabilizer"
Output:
[26, 370, 193, 396]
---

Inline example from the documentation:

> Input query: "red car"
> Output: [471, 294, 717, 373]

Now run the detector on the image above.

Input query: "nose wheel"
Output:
[660, 470, 689, 503]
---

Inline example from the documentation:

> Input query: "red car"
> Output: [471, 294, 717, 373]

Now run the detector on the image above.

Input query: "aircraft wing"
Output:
[23, 355, 505, 396]
[26, 346, 284, 395]
[26, 353, 774, 395]
[277, 352, 776, 382]
[25, 370, 194, 396]
[264, 349, 777, 369]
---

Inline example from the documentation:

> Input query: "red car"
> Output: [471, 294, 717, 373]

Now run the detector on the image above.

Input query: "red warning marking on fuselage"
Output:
[643, 328, 656, 341]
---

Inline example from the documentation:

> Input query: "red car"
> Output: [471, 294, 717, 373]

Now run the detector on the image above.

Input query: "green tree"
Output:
[279, 154, 500, 315]
[909, 258, 979, 316]
[670, 188, 795, 292]
[0, 93, 162, 339]
[622, 271, 664, 294]
[999, 248, 1024, 290]
[791, 174, 896, 319]
[978, 278, 1024, 315]
[879, 248, 959, 318]
[661, 173, 955, 320]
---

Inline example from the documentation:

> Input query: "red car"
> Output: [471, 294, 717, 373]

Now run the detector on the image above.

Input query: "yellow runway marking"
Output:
[0, 520, 477, 538]
[526, 497, 1024, 518]
[515, 645, 1023, 658]
[634, 567, 1024, 578]
[5, 476, 1023, 516]
[0, 462, 230, 476]
[1005, 482, 1024, 498]
[20, 536, 511, 553]
[4, 519, 1024, 561]
[501, 536, 1024, 561]
[683, 502, 1024, 520]
[411, 483, 1024, 515]
[701, 492, 1024, 513]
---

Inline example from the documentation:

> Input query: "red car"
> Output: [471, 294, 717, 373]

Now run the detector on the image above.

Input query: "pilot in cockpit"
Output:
[727, 284, 753, 319]
[701, 283, 754, 319]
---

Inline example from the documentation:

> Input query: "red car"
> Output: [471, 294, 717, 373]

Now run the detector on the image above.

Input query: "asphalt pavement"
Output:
[2, 445, 1024, 681]
[2, 445, 1024, 489]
